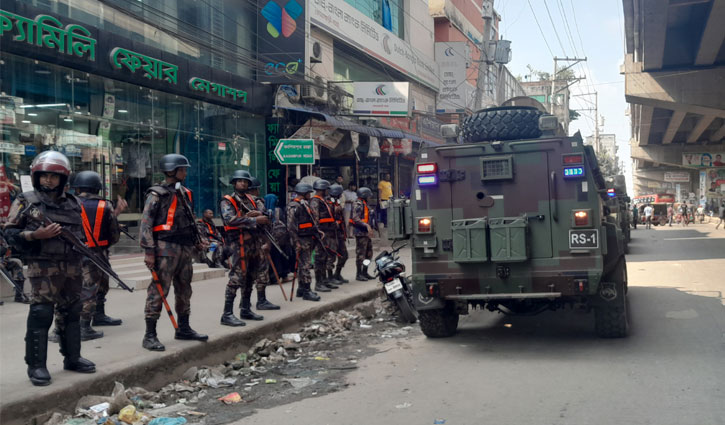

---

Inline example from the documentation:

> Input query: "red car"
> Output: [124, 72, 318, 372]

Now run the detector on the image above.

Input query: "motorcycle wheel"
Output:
[395, 295, 418, 324]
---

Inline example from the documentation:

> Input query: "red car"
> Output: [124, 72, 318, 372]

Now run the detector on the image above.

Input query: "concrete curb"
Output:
[2, 286, 382, 425]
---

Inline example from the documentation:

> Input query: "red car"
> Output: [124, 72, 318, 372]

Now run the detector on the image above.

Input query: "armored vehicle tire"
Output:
[419, 303, 459, 338]
[595, 257, 629, 338]
[461, 107, 543, 142]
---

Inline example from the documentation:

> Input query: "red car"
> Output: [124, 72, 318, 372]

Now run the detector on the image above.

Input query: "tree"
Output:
[597, 151, 622, 178]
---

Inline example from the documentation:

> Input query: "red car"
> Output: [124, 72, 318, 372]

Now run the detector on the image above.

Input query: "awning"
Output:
[274, 105, 439, 147]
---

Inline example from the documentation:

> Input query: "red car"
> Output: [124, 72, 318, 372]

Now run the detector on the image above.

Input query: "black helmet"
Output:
[313, 179, 330, 191]
[159, 154, 190, 172]
[250, 176, 261, 189]
[71, 170, 103, 193]
[30, 151, 72, 190]
[329, 184, 343, 197]
[357, 187, 372, 199]
[294, 182, 314, 195]
[229, 170, 253, 184]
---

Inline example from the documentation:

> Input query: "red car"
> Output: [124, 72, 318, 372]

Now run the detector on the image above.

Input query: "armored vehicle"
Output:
[605, 175, 632, 252]
[388, 106, 629, 339]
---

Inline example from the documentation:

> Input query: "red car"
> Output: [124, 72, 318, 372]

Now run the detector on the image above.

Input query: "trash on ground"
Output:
[118, 405, 143, 424]
[265, 379, 277, 384]
[434, 419, 446, 424]
[395, 402, 412, 409]
[284, 377, 317, 389]
[282, 333, 301, 343]
[148, 418, 187, 425]
[218, 392, 242, 404]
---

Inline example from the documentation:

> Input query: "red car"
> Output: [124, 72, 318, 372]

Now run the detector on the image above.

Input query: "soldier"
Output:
[287, 183, 321, 301]
[247, 177, 280, 311]
[4, 151, 95, 386]
[219, 170, 270, 327]
[197, 209, 226, 268]
[73, 171, 127, 341]
[140, 154, 208, 352]
[328, 184, 349, 284]
[351, 187, 375, 281]
[309, 179, 337, 292]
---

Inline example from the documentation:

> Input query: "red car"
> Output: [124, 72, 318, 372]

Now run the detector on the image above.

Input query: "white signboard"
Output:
[309, 0, 439, 90]
[664, 171, 690, 183]
[0, 142, 25, 155]
[352, 82, 409, 116]
[435, 42, 469, 113]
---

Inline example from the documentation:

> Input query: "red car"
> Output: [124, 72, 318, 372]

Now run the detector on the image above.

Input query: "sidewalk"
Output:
[0, 240, 406, 424]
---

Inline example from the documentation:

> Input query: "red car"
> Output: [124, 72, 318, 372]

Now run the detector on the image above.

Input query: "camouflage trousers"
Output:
[27, 260, 83, 332]
[314, 230, 336, 274]
[144, 245, 194, 320]
[253, 246, 271, 292]
[293, 237, 314, 288]
[80, 251, 110, 322]
[226, 236, 264, 299]
[329, 233, 348, 272]
[355, 236, 373, 266]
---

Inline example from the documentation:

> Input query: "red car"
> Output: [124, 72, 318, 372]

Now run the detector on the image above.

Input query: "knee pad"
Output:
[28, 303, 54, 328]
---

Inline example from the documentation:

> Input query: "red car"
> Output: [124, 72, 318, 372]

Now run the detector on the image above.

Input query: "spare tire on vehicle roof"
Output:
[461, 106, 543, 142]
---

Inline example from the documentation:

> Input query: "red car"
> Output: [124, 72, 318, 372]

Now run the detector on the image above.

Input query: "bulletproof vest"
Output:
[289, 199, 315, 237]
[311, 195, 335, 230]
[221, 192, 257, 240]
[22, 191, 84, 261]
[78, 195, 114, 249]
[147, 184, 195, 245]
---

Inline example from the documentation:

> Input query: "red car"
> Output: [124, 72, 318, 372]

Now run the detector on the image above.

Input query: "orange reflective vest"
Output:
[349, 200, 369, 224]
[152, 188, 192, 233]
[222, 194, 257, 231]
[80, 200, 109, 247]
[313, 195, 335, 224]
[293, 197, 316, 233]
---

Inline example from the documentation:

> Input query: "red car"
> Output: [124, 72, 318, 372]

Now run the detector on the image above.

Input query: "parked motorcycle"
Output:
[364, 242, 417, 324]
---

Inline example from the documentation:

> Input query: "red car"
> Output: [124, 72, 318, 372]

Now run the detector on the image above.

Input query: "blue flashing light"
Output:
[418, 175, 438, 186]
[563, 166, 585, 179]
[607, 189, 616, 197]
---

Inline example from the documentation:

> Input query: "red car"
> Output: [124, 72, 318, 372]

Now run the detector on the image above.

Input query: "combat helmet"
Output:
[313, 179, 330, 191]
[159, 154, 190, 172]
[357, 187, 372, 199]
[71, 170, 103, 194]
[329, 184, 343, 198]
[294, 182, 314, 195]
[229, 170, 253, 185]
[30, 151, 72, 191]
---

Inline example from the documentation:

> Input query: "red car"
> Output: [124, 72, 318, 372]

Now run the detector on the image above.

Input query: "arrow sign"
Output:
[274, 139, 314, 165]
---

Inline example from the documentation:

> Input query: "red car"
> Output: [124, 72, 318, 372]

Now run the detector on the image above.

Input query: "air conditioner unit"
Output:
[301, 76, 327, 103]
[310, 40, 323, 63]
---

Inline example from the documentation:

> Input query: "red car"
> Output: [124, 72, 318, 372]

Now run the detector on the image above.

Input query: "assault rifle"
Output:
[173, 183, 215, 267]
[24, 205, 134, 293]
[119, 225, 136, 241]
[236, 194, 289, 260]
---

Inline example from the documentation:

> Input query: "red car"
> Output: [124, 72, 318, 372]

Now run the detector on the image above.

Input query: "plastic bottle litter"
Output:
[148, 418, 187, 425]
[118, 405, 143, 424]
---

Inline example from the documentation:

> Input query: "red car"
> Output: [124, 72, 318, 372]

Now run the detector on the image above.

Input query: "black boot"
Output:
[334, 265, 349, 283]
[355, 264, 368, 281]
[256, 289, 280, 310]
[220, 293, 245, 327]
[325, 270, 340, 288]
[175, 315, 208, 341]
[80, 319, 104, 341]
[142, 319, 165, 351]
[59, 304, 96, 374]
[25, 304, 53, 386]
[240, 297, 264, 320]
[92, 300, 122, 326]
[314, 271, 332, 292]
[363, 264, 375, 280]
[296, 284, 321, 301]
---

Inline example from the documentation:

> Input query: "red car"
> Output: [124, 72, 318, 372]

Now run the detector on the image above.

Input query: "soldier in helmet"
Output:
[328, 184, 349, 284]
[288, 183, 321, 301]
[351, 187, 375, 281]
[309, 179, 337, 292]
[219, 170, 271, 327]
[247, 176, 281, 311]
[140, 154, 208, 351]
[4, 151, 96, 386]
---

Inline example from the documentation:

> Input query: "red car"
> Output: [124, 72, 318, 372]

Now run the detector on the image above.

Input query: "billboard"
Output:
[435, 42, 470, 113]
[664, 171, 690, 183]
[682, 152, 725, 168]
[352, 82, 410, 116]
[257, 0, 306, 83]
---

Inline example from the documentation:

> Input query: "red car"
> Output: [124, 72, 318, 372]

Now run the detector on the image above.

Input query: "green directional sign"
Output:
[274, 138, 314, 165]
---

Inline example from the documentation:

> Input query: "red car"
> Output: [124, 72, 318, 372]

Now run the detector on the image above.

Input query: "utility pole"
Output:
[549, 57, 587, 134]
[594, 91, 600, 154]
[474, 14, 494, 110]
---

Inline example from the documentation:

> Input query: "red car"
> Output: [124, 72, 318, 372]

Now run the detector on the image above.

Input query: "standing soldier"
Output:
[219, 170, 269, 327]
[309, 179, 337, 292]
[288, 183, 321, 301]
[351, 187, 375, 281]
[4, 151, 95, 386]
[328, 184, 349, 284]
[140, 154, 207, 351]
[248, 176, 280, 311]
[73, 171, 127, 340]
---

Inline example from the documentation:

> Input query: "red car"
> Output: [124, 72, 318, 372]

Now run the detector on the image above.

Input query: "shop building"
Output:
[0, 1, 273, 223]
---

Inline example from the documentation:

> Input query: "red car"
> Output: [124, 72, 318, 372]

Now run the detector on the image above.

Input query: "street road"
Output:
[233, 224, 725, 425]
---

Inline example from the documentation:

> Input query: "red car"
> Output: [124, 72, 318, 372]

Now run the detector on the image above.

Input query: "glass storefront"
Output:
[0, 53, 266, 221]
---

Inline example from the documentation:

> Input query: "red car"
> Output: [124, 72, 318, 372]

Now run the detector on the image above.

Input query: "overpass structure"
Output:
[622, 0, 725, 204]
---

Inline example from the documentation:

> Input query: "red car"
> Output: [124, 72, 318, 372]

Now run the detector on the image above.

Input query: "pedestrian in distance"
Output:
[140, 154, 208, 352]
[343, 182, 357, 238]
[328, 184, 349, 284]
[679, 203, 689, 227]
[219, 170, 272, 327]
[287, 183, 321, 301]
[716, 201, 725, 230]
[4, 151, 96, 386]
[644, 204, 653, 229]
[667, 204, 674, 226]
[631, 204, 638, 229]
[351, 187, 375, 281]
[310, 179, 338, 292]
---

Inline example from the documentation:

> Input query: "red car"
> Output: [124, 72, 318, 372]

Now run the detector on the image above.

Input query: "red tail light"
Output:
[573, 210, 591, 227]
[418, 217, 433, 233]
[417, 163, 437, 174]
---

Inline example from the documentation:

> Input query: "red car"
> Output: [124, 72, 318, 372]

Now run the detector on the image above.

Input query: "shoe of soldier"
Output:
[334, 272, 349, 284]
[256, 298, 281, 310]
[142, 319, 166, 351]
[27, 367, 51, 386]
[240, 298, 264, 320]
[297, 289, 321, 302]
[175, 315, 209, 341]
[92, 303, 122, 326]
[314, 284, 332, 292]
[80, 320, 104, 341]
[63, 357, 96, 373]
[221, 296, 246, 326]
